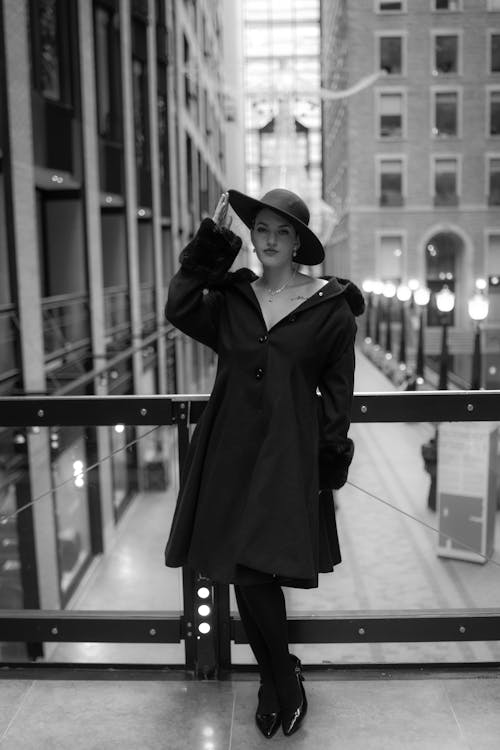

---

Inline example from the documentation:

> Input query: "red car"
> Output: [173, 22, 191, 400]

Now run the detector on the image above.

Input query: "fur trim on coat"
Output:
[179, 218, 243, 285]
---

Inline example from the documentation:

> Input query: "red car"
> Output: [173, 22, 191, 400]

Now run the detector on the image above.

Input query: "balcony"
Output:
[0, 352, 499, 745]
[103, 285, 131, 341]
[42, 293, 91, 360]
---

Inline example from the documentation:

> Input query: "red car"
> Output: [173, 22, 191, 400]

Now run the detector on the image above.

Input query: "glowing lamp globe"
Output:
[468, 293, 489, 322]
[435, 285, 455, 313]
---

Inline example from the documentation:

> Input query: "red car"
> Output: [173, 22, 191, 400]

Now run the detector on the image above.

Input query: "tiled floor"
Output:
[1, 671, 500, 749]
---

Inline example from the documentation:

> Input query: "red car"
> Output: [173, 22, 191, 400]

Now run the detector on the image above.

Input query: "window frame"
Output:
[29, 0, 75, 107]
[485, 229, 500, 323]
[375, 87, 407, 140]
[487, 30, 500, 74]
[487, 86, 500, 137]
[431, 86, 462, 139]
[432, 0, 462, 11]
[487, 0, 500, 11]
[485, 152, 500, 204]
[431, 28, 462, 77]
[374, 0, 407, 12]
[431, 153, 461, 206]
[375, 230, 407, 282]
[375, 30, 407, 77]
[376, 154, 407, 206]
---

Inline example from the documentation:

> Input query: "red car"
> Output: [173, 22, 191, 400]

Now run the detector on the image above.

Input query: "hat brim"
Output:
[227, 189, 325, 266]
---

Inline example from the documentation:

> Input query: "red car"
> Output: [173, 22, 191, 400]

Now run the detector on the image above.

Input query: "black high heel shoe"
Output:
[281, 654, 307, 737]
[255, 684, 282, 739]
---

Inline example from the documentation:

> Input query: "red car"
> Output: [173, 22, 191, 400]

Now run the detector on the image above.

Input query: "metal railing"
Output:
[1, 390, 500, 676]
[41, 293, 91, 359]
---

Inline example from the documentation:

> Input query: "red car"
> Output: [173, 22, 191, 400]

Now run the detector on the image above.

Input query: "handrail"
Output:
[41, 292, 89, 308]
[1, 390, 500, 425]
[1, 390, 500, 673]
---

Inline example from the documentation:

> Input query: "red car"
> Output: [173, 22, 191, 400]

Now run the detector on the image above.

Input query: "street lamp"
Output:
[414, 285, 431, 383]
[435, 285, 455, 390]
[383, 281, 396, 356]
[396, 283, 411, 365]
[372, 280, 384, 346]
[362, 279, 374, 341]
[468, 285, 489, 389]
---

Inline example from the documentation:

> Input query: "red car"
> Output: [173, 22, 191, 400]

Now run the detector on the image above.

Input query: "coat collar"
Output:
[233, 268, 359, 315]
[233, 272, 354, 326]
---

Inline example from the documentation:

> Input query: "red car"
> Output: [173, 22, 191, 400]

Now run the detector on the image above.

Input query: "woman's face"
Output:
[250, 208, 300, 269]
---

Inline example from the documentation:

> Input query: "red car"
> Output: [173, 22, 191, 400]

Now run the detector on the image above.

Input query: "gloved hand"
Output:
[179, 218, 242, 282]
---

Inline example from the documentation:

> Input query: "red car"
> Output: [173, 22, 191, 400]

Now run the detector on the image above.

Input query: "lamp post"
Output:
[414, 285, 431, 383]
[468, 282, 489, 390]
[383, 281, 396, 355]
[435, 285, 455, 390]
[372, 280, 384, 347]
[396, 283, 411, 365]
[362, 279, 374, 342]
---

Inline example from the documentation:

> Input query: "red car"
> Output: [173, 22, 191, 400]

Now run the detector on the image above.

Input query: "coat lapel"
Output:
[235, 274, 347, 327]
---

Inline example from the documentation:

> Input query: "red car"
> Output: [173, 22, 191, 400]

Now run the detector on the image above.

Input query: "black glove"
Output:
[319, 439, 354, 490]
[179, 218, 242, 283]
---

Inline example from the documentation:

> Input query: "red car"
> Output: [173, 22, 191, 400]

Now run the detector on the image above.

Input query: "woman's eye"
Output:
[279, 229, 290, 235]
[256, 226, 266, 233]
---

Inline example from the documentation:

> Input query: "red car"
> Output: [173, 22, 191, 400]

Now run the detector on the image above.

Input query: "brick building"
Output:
[321, 0, 500, 386]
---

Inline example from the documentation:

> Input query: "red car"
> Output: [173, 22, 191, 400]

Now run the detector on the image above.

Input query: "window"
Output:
[488, 0, 500, 10]
[378, 234, 403, 280]
[433, 90, 458, 136]
[487, 233, 500, 323]
[491, 34, 500, 73]
[378, 91, 404, 137]
[379, 35, 402, 74]
[488, 90, 500, 135]
[488, 156, 500, 204]
[377, 0, 404, 10]
[434, 156, 459, 205]
[434, 34, 459, 74]
[30, 0, 72, 105]
[378, 158, 404, 206]
[433, 0, 461, 10]
[94, 4, 122, 141]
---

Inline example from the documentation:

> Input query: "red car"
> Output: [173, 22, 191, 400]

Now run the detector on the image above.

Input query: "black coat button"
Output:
[289, 315, 296, 323]
[258, 335, 268, 343]
[255, 368, 264, 379]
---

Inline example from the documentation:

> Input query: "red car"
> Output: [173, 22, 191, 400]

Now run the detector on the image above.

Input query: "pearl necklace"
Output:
[264, 267, 297, 302]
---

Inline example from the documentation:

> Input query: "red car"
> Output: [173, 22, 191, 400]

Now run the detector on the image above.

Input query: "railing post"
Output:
[174, 400, 222, 677]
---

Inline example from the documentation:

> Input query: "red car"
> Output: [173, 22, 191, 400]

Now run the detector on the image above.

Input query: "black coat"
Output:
[164, 219, 365, 588]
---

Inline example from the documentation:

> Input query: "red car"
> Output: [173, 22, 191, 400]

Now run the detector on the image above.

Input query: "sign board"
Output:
[437, 423, 497, 563]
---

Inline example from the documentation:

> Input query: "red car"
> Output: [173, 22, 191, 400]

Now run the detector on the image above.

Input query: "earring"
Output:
[292, 250, 298, 259]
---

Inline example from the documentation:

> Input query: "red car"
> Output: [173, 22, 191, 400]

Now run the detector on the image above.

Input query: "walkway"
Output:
[1, 349, 500, 749]
[48, 348, 500, 665]
[1, 668, 499, 749]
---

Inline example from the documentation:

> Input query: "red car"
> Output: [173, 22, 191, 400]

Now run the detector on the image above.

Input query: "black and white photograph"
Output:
[0, 1, 500, 747]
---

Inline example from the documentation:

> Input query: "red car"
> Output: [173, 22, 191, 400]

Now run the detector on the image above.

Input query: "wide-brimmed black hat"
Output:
[228, 188, 325, 266]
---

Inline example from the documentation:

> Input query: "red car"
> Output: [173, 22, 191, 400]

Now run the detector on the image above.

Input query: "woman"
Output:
[164, 188, 364, 738]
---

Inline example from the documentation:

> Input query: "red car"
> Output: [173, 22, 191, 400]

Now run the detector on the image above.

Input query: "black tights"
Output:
[234, 582, 300, 712]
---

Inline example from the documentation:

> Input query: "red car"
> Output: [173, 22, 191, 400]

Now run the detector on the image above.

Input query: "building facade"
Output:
[321, 0, 500, 385]
[0, 0, 243, 652]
